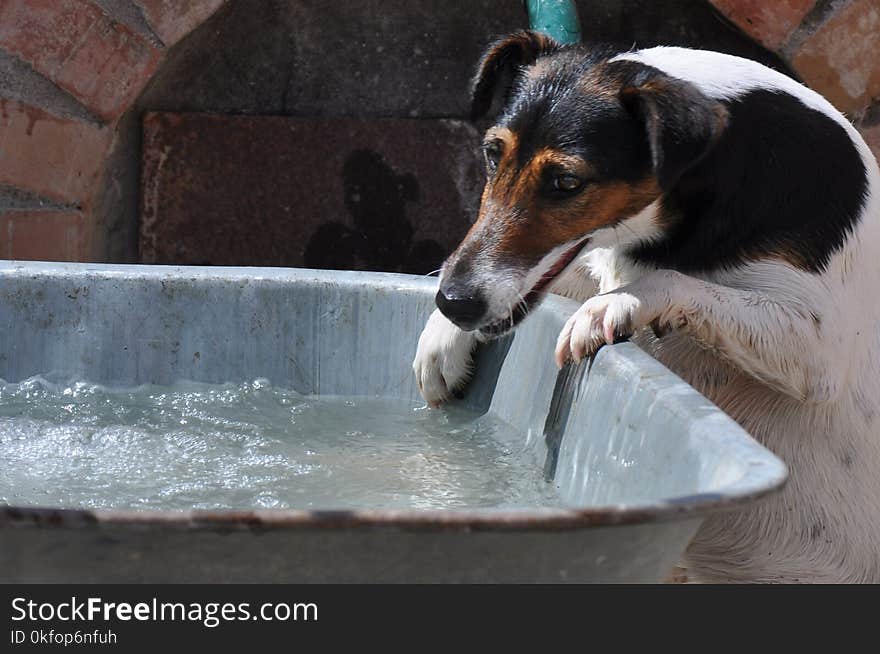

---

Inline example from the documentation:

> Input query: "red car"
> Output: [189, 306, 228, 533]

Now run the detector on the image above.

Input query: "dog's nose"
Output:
[435, 287, 487, 330]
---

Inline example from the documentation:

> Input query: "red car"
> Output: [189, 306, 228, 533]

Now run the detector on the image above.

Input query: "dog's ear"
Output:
[470, 30, 561, 121]
[620, 71, 728, 191]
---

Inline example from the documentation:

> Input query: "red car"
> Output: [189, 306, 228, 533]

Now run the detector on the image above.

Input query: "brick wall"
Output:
[0, 0, 225, 261]
[0, 0, 878, 263]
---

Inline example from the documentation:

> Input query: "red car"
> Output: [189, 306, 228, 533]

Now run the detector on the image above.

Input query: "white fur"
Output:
[414, 47, 880, 582]
[412, 308, 481, 407]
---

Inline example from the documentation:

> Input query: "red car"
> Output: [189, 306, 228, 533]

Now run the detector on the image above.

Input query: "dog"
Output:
[412, 31, 880, 583]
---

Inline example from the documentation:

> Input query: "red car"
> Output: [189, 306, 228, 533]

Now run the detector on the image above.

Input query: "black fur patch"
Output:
[629, 89, 868, 273]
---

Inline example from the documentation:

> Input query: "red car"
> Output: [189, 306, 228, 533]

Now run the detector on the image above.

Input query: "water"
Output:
[0, 377, 559, 511]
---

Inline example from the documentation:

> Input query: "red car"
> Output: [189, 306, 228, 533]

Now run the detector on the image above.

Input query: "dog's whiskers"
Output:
[514, 288, 530, 317]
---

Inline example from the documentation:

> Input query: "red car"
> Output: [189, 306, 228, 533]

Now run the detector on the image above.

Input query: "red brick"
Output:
[710, 0, 816, 51]
[0, 0, 163, 120]
[134, 0, 226, 46]
[0, 209, 89, 261]
[792, 0, 880, 114]
[0, 0, 91, 73]
[0, 99, 111, 204]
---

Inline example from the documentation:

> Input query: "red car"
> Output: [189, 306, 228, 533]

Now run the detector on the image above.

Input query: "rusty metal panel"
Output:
[140, 112, 483, 273]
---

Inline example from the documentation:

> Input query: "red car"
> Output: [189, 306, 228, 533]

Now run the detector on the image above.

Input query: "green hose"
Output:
[524, 0, 581, 44]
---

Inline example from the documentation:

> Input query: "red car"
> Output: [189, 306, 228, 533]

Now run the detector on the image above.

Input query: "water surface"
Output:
[0, 377, 559, 511]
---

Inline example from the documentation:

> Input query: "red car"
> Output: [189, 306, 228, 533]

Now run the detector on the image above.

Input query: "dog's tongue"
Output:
[531, 238, 589, 296]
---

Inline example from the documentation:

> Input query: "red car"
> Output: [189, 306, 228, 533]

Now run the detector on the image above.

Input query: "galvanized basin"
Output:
[0, 262, 786, 583]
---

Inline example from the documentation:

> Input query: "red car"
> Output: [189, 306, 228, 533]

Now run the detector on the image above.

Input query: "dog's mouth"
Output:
[478, 238, 590, 338]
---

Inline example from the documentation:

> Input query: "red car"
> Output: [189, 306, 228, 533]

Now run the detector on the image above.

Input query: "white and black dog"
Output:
[412, 32, 880, 583]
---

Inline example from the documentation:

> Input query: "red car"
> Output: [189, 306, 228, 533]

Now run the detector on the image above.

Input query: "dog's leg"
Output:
[555, 269, 843, 402]
[413, 309, 481, 407]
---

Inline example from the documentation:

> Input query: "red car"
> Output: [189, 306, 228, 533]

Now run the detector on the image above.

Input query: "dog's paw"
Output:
[413, 309, 479, 407]
[555, 292, 646, 366]
[554, 272, 683, 367]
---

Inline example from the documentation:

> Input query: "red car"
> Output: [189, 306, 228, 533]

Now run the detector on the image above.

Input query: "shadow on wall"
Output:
[303, 149, 445, 274]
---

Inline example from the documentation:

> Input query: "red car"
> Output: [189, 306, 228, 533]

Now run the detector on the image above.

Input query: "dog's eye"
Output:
[483, 142, 502, 172]
[552, 174, 583, 193]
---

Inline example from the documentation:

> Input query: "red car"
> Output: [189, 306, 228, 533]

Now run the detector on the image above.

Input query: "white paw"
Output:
[412, 309, 478, 407]
[554, 271, 683, 367]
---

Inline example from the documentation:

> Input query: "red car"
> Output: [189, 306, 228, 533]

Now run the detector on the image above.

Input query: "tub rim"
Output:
[0, 486, 784, 533]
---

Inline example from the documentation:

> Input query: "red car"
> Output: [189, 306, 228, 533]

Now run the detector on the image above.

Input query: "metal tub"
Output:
[0, 262, 786, 583]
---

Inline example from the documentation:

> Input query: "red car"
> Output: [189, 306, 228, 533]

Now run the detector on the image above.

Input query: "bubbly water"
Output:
[0, 377, 559, 511]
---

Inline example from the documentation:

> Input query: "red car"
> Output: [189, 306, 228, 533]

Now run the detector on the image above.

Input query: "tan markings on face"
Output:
[452, 126, 519, 248]
[455, 134, 661, 266]
[493, 174, 661, 261]
[484, 126, 517, 160]
[504, 148, 597, 206]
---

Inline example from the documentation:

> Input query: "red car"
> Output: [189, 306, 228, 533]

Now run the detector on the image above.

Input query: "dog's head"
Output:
[436, 32, 728, 335]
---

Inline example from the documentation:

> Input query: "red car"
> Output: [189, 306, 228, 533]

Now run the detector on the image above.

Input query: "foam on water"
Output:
[0, 377, 560, 511]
